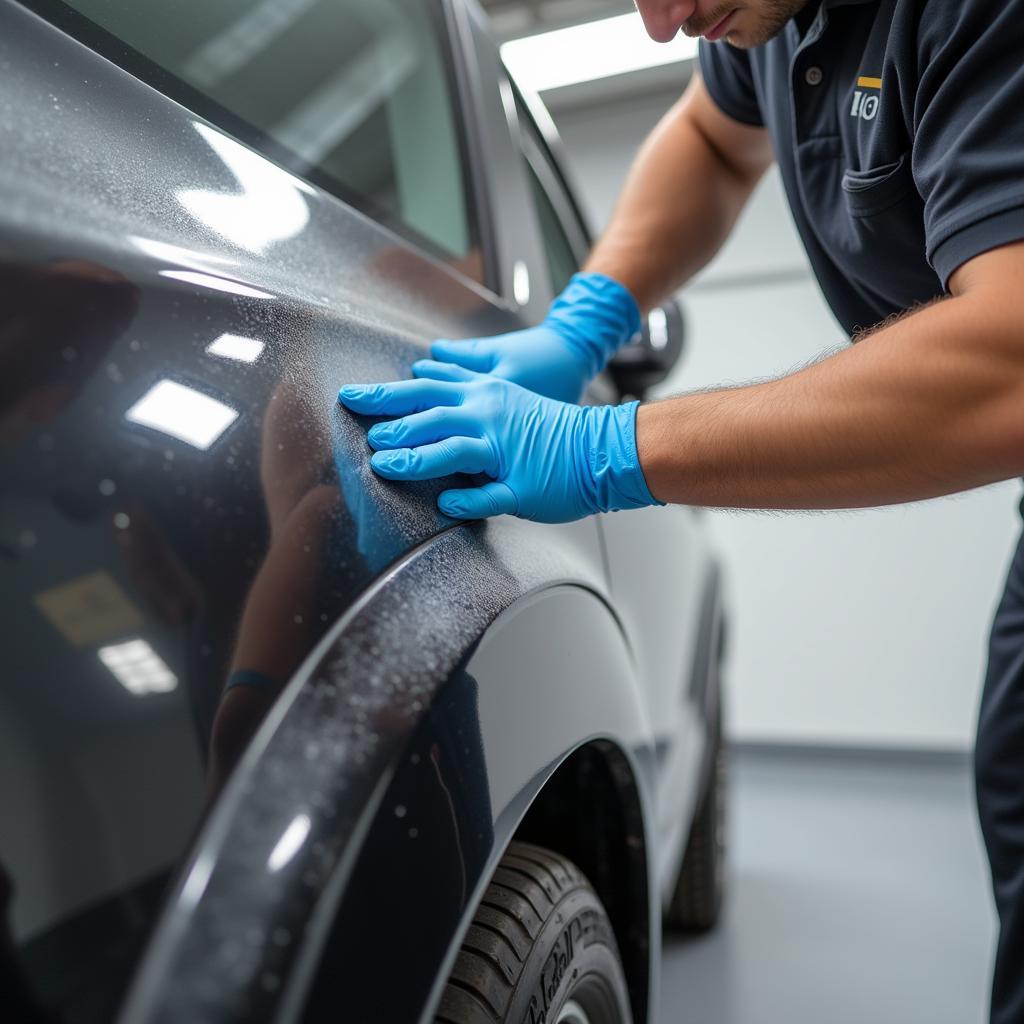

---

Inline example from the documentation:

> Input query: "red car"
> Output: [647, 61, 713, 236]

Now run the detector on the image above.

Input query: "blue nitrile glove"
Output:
[431, 272, 641, 404]
[337, 360, 662, 523]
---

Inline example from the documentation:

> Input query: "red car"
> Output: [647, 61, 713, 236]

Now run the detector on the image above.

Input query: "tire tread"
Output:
[468, 918, 526, 965]
[490, 870, 551, 919]
[434, 841, 622, 1023]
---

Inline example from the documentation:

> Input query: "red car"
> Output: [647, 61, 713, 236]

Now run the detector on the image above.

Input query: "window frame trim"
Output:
[520, 132, 590, 273]
[441, 0, 503, 296]
[509, 80, 594, 258]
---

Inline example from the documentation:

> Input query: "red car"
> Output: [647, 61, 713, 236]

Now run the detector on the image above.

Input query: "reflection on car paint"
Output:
[157, 269, 277, 300]
[177, 123, 313, 255]
[205, 334, 266, 365]
[125, 379, 239, 451]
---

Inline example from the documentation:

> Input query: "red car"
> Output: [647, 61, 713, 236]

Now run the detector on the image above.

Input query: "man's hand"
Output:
[430, 273, 641, 404]
[338, 361, 661, 522]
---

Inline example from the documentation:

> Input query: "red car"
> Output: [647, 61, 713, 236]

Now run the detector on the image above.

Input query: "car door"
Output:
[0, 0, 629, 1020]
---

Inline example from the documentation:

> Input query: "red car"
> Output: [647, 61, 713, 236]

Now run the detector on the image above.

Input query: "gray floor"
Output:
[658, 747, 998, 1024]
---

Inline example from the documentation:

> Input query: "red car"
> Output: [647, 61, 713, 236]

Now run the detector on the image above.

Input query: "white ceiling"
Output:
[478, 0, 635, 42]
[478, 0, 695, 112]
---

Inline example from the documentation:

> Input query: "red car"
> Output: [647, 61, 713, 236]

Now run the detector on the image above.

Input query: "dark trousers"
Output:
[977, 519, 1024, 1024]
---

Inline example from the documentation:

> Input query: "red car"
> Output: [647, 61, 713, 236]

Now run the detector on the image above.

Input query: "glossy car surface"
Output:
[0, 1, 724, 1022]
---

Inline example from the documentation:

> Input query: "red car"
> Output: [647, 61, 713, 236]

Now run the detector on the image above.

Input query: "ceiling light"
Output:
[99, 638, 178, 695]
[126, 379, 238, 450]
[206, 332, 266, 364]
[501, 12, 698, 93]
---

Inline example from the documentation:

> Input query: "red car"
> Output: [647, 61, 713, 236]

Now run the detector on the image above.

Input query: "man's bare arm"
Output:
[585, 73, 773, 313]
[636, 242, 1024, 509]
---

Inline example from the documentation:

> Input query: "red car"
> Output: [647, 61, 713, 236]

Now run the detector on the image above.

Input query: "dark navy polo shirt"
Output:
[699, 0, 1024, 336]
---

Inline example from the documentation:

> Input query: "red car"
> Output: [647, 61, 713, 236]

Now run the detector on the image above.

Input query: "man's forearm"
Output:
[636, 293, 1024, 509]
[585, 75, 768, 313]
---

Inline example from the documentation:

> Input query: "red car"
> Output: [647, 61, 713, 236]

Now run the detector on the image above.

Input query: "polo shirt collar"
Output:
[793, 0, 876, 51]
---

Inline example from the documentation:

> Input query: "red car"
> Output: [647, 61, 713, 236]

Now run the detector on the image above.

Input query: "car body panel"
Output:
[121, 526, 656, 1022]
[0, 1, 723, 1021]
[599, 505, 720, 904]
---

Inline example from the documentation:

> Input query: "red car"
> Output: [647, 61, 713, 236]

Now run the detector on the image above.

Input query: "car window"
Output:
[25, 0, 478, 270]
[513, 93, 588, 296]
[526, 164, 578, 296]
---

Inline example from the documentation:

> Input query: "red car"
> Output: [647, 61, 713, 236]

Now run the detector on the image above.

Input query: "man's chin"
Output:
[711, 10, 794, 49]
[710, 11, 748, 47]
[714, 26, 745, 47]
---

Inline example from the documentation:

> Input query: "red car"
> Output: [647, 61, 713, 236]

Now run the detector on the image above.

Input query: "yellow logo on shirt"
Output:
[851, 76, 881, 121]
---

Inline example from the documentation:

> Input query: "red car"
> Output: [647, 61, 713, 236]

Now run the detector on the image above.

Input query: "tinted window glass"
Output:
[513, 95, 585, 296]
[526, 165, 578, 295]
[37, 0, 476, 264]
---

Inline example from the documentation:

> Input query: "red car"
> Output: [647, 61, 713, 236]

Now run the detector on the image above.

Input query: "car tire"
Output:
[436, 841, 634, 1024]
[665, 703, 726, 932]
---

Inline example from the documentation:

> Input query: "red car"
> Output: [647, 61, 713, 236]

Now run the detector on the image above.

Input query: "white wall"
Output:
[550, 82, 1022, 750]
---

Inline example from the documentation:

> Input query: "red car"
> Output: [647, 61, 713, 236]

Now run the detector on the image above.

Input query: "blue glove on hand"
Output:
[431, 272, 641, 404]
[337, 361, 662, 523]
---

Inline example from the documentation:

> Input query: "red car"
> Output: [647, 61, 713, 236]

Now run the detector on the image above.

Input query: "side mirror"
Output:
[608, 299, 686, 401]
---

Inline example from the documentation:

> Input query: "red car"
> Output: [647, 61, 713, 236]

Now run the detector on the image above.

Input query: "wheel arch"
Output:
[294, 580, 658, 1024]
[405, 578, 657, 1024]
[121, 523, 659, 1024]
[512, 738, 652, 1024]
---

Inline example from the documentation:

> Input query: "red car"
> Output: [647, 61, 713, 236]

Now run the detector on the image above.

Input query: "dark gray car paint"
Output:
[0, 1, 720, 1021]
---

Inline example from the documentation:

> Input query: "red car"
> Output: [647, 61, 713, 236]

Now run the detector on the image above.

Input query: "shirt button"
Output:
[805, 66, 824, 86]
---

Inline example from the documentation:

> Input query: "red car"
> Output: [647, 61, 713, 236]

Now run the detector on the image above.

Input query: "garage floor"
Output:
[658, 746, 997, 1024]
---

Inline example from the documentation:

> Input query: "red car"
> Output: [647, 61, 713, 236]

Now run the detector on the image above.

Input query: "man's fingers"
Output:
[438, 481, 517, 520]
[412, 359, 480, 384]
[338, 378, 463, 416]
[367, 406, 478, 450]
[431, 338, 496, 372]
[369, 437, 497, 481]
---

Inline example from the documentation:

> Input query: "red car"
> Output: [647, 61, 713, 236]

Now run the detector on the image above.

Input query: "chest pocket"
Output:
[841, 152, 915, 216]
[834, 150, 939, 308]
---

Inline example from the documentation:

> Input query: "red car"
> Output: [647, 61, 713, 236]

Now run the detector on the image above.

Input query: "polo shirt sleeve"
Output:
[914, 0, 1024, 288]
[698, 39, 764, 127]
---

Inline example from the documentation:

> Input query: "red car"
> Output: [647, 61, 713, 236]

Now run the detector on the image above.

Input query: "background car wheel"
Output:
[665, 702, 726, 932]
[436, 841, 633, 1024]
